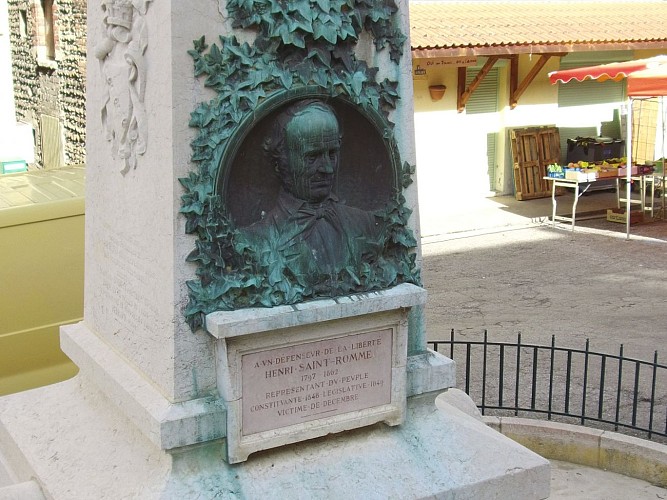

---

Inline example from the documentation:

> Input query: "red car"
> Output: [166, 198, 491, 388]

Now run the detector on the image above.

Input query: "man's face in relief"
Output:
[284, 106, 341, 204]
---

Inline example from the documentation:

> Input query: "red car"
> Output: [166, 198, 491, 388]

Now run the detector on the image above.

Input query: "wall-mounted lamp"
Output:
[428, 84, 447, 102]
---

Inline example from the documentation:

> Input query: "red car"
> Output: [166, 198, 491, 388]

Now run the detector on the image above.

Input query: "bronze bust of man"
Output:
[240, 99, 382, 292]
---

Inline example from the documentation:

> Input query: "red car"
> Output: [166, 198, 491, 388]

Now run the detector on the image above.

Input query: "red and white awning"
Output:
[548, 55, 667, 85]
[626, 65, 667, 97]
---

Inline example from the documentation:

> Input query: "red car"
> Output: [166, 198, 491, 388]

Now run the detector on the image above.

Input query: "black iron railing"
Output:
[428, 330, 667, 442]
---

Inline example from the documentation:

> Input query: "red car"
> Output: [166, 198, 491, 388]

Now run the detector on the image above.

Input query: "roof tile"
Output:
[410, 1, 667, 51]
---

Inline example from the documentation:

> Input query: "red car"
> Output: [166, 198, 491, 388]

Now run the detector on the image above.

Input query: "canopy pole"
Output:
[626, 98, 633, 240]
[661, 96, 666, 220]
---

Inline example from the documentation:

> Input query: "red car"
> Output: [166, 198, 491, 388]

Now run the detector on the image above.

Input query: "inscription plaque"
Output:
[206, 285, 427, 462]
[242, 329, 392, 435]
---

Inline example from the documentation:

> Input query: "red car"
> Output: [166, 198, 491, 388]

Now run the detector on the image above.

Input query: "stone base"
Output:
[55, 287, 454, 456]
[0, 378, 550, 499]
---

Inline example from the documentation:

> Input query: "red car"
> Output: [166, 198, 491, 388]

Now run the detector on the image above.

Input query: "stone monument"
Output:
[0, 0, 550, 498]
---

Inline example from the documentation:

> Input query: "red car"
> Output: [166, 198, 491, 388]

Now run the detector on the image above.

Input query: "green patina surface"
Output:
[180, 0, 419, 331]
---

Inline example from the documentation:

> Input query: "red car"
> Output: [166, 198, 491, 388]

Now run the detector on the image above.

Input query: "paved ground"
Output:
[418, 189, 667, 498]
[420, 189, 667, 358]
[549, 460, 667, 499]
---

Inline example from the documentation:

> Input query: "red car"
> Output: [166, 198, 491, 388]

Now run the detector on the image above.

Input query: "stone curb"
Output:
[484, 416, 667, 487]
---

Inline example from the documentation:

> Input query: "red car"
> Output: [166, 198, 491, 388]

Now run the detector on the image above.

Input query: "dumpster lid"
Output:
[0, 166, 85, 228]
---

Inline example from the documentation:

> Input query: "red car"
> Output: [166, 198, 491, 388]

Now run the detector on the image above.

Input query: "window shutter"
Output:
[487, 132, 497, 190]
[466, 68, 499, 114]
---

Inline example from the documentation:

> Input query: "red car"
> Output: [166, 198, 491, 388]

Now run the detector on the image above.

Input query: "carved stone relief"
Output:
[94, 0, 151, 175]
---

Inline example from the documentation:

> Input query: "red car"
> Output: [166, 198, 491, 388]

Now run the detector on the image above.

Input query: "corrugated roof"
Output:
[410, 1, 667, 56]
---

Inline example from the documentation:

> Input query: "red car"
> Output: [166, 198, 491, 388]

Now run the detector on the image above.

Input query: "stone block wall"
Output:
[7, 0, 86, 168]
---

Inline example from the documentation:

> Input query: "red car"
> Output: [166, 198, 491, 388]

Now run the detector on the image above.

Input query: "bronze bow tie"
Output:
[294, 201, 342, 237]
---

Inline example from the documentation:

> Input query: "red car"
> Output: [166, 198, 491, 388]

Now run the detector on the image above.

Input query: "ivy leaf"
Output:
[191, 54, 211, 77]
[225, 43, 254, 66]
[291, 0, 313, 22]
[254, 293, 273, 308]
[350, 70, 366, 96]
[330, 70, 349, 93]
[332, 43, 355, 72]
[267, 258, 284, 286]
[380, 79, 400, 108]
[313, 19, 338, 44]
[192, 36, 207, 53]
[349, 8, 363, 32]
[369, 4, 392, 22]
[391, 228, 417, 247]
[276, 68, 293, 89]
[294, 60, 315, 84]
[250, 66, 274, 88]
[178, 171, 199, 192]
[312, 67, 330, 88]
[344, 266, 361, 286]
[390, 39, 405, 63]
[182, 200, 204, 217]
[307, 43, 331, 67]
[289, 30, 307, 49]
[401, 161, 416, 188]
[362, 85, 380, 109]
[275, 21, 292, 46]
[184, 215, 203, 234]
[207, 43, 223, 66]
[243, 275, 263, 288]
[211, 277, 244, 299]
[381, 260, 398, 285]
[340, 20, 358, 41]
[239, 88, 264, 107]
[186, 242, 210, 265]
[186, 279, 204, 296]
[191, 148, 211, 162]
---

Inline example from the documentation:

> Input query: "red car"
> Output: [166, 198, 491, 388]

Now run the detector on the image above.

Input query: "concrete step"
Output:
[0, 481, 45, 500]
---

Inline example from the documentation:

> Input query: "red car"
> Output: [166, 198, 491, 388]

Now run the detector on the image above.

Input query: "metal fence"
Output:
[428, 330, 667, 443]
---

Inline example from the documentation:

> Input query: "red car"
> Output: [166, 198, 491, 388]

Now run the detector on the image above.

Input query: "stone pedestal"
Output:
[0, 0, 550, 497]
[0, 378, 549, 499]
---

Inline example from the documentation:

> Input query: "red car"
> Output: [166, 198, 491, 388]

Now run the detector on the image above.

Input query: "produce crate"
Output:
[565, 170, 597, 182]
[606, 208, 643, 224]
[618, 165, 638, 176]
[597, 169, 620, 178]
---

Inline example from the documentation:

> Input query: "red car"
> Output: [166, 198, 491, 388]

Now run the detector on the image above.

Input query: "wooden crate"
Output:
[606, 209, 644, 224]
[511, 127, 561, 201]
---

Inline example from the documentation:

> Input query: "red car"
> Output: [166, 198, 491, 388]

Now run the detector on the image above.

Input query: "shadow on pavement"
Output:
[421, 189, 667, 243]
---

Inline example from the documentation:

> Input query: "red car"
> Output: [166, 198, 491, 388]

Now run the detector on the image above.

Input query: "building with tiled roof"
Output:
[410, 1, 667, 57]
[408, 1, 667, 214]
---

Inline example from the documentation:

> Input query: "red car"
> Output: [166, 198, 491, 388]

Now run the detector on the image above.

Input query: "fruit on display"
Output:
[546, 163, 564, 177]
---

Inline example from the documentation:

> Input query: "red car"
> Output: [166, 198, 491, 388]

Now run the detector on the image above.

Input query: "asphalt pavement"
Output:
[418, 189, 667, 498]
[420, 189, 667, 358]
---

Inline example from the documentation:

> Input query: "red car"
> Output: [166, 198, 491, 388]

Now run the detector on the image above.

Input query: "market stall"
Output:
[548, 55, 667, 238]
